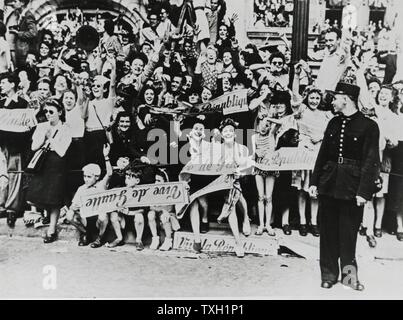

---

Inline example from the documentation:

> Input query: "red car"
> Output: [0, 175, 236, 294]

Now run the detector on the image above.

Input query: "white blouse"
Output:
[85, 98, 114, 131]
[65, 105, 85, 138]
[31, 121, 72, 157]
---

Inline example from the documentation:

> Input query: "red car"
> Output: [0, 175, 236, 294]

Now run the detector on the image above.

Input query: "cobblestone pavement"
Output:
[1, 235, 402, 299]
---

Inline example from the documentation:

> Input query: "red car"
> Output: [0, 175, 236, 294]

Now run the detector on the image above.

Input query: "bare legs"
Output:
[134, 213, 144, 243]
[298, 190, 319, 236]
[255, 175, 275, 235]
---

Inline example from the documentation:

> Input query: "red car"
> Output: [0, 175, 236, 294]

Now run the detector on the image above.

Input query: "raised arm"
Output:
[99, 143, 113, 189]
[106, 55, 117, 99]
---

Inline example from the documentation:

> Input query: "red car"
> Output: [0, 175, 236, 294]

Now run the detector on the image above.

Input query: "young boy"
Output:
[147, 169, 180, 251]
[120, 162, 148, 251]
[66, 144, 112, 247]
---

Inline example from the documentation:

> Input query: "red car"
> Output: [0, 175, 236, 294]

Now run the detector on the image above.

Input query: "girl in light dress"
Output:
[290, 62, 333, 236]
[362, 85, 399, 246]
[193, 0, 212, 50]
[291, 87, 332, 236]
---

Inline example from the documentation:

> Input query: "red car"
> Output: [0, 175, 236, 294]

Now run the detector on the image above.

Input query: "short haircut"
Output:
[82, 163, 101, 176]
[326, 27, 342, 39]
[104, 19, 115, 36]
[124, 163, 142, 178]
[219, 118, 239, 131]
[131, 52, 148, 66]
[269, 51, 286, 64]
[44, 98, 66, 122]
[37, 77, 51, 87]
[155, 168, 169, 182]
[0, 72, 19, 89]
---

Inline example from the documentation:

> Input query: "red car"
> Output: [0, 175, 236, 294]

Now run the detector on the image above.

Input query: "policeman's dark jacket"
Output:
[310, 111, 380, 201]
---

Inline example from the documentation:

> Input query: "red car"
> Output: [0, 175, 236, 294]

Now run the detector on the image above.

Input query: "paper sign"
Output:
[254, 147, 317, 171]
[0, 109, 37, 132]
[173, 231, 279, 256]
[176, 175, 234, 219]
[80, 182, 189, 218]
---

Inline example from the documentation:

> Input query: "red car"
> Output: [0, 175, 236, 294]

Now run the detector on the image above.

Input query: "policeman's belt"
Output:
[331, 157, 361, 166]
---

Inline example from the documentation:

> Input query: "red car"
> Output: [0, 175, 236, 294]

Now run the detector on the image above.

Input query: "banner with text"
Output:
[176, 175, 234, 219]
[174, 232, 279, 256]
[0, 109, 37, 132]
[254, 147, 317, 171]
[175, 89, 248, 116]
[80, 182, 190, 218]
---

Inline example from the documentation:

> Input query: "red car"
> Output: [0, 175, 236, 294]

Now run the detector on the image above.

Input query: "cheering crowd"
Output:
[1, 0, 403, 260]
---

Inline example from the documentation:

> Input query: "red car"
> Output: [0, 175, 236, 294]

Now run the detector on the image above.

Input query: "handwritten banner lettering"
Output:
[0, 109, 37, 132]
[80, 182, 189, 218]
[254, 147, 317, 171]
[173, 232, 279, 256]
[180, 162, 239, 176]
[176, 175, 234, 219]
[171, 89, 248, 116]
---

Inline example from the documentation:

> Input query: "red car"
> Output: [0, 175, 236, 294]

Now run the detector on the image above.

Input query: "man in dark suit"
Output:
[7, 0, 38, 69]
[0, 73, 31, 227]
[309, 82, 380, 291]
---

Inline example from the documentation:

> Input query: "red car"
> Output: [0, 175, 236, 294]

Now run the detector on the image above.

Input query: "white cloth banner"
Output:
[0, 109, 37, 132]
[80, 182, 190, 218]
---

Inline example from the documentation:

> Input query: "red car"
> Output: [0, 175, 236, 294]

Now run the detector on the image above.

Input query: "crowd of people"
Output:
[0, 0, 403, 261]
[253, 0, 293, 28]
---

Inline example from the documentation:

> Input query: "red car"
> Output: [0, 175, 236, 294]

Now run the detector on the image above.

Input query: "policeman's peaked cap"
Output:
[328, 82, 360, 102]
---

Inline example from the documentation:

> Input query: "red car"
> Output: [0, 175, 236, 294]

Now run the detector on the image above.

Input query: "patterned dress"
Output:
[253, 131, 279, 177]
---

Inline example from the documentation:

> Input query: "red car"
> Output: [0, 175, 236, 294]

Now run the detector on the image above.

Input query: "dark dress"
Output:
[26, 151, 67, 208]
[387, 141, 403, 213]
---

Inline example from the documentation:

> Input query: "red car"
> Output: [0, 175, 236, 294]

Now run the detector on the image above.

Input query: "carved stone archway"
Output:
[5, 0, 147, 32]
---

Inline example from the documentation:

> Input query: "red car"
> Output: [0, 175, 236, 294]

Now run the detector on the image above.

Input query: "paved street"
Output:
[1, 234, 403, 299]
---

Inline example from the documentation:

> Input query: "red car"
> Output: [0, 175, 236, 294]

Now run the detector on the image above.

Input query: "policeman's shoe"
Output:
[396, 232, 403, 241]
[343, 281, 365, 291]
[321, 280, 336, 289]
[299, 224, 308, 236]
[6, 210, 17, 228]
[311, 224, 320, 237]
[366, 235, 377, 248]
[200, 221, 209, 234]
[78, 233, 90, 246]
[282, 224, 291, 235]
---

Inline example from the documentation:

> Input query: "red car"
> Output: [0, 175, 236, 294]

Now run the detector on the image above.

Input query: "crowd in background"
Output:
[0, 0, 403, 256]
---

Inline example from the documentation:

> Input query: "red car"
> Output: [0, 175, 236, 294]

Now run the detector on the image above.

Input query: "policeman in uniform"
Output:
[309, 82, 380, 291]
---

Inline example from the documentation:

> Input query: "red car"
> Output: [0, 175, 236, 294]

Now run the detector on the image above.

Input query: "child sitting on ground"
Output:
[119, 162, 148, 251]
[147, 169, 180, 251]
[66, 144, 113, 247]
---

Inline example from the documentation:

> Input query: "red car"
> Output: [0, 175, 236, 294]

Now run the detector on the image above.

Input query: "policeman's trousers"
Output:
[319, 195, 364, 284]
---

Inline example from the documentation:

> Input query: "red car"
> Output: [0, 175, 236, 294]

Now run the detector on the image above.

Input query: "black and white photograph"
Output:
[0, 0, 403, 303]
